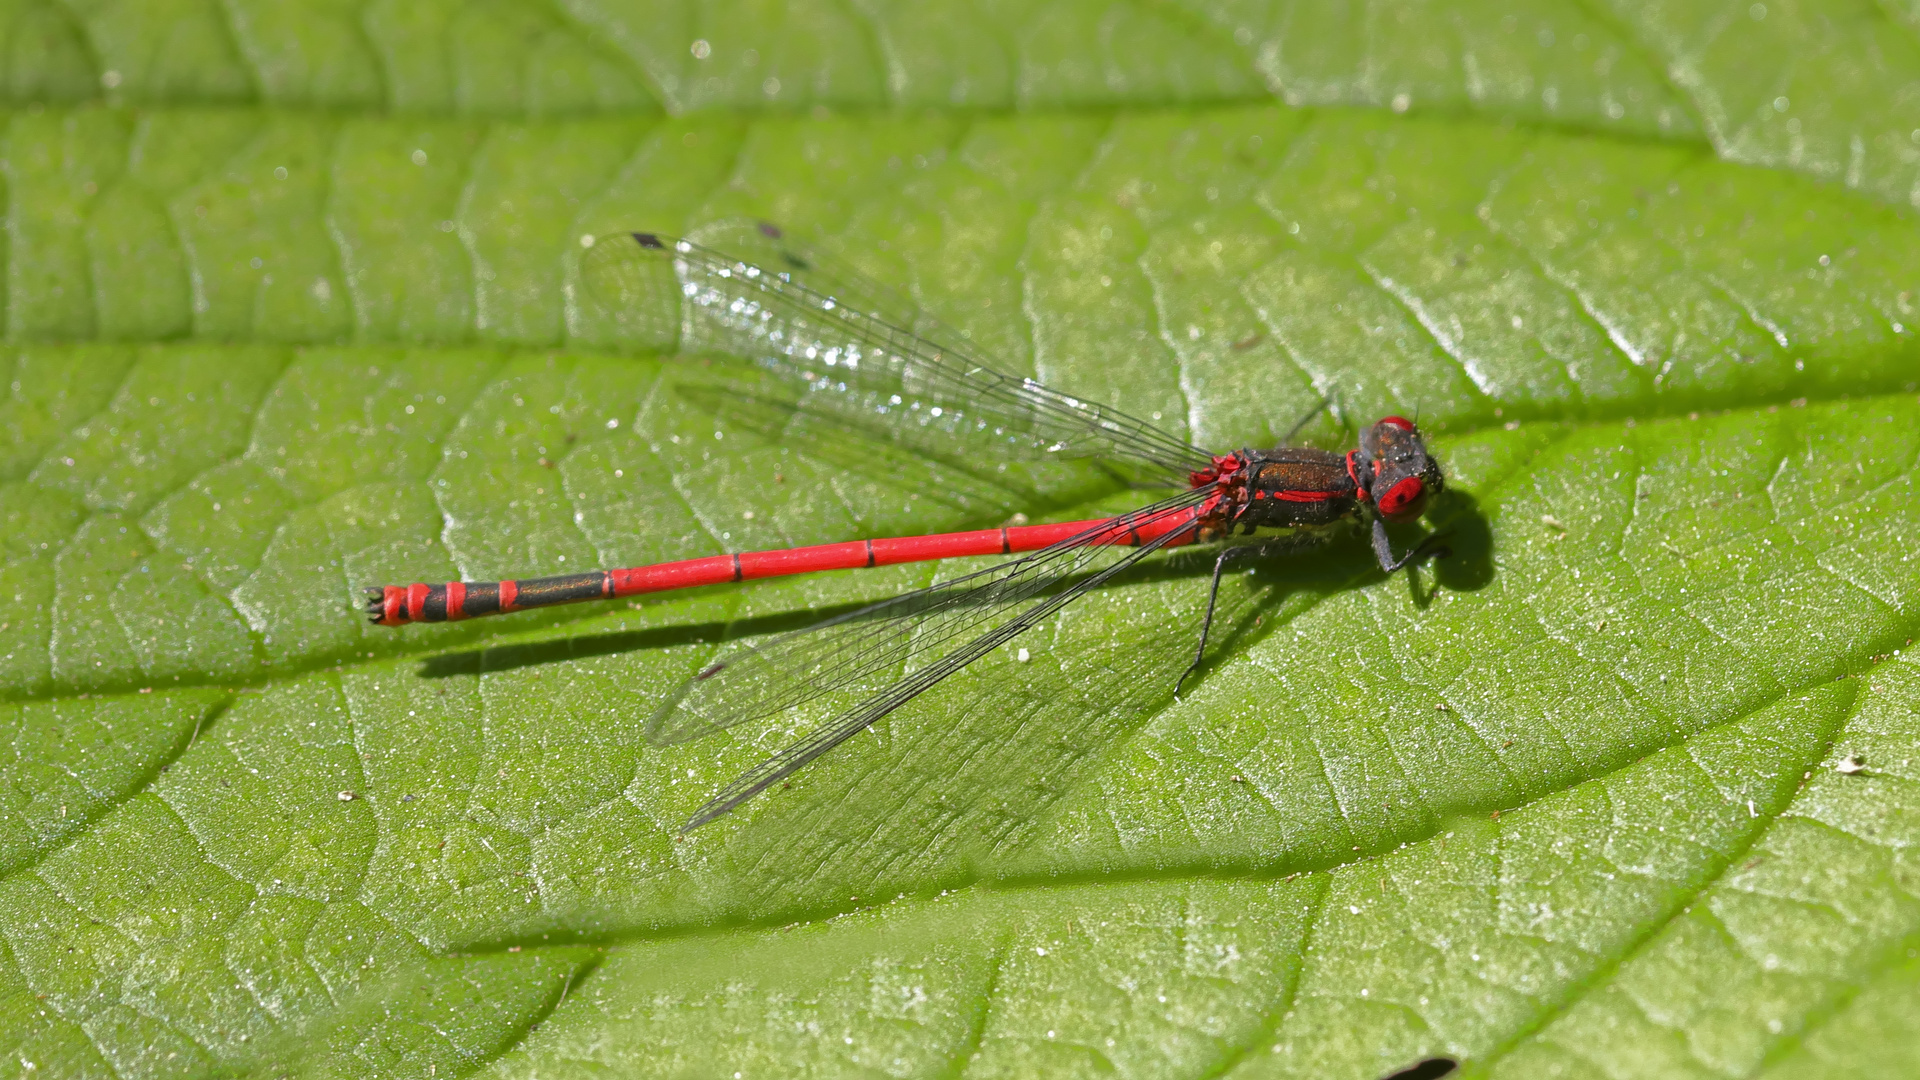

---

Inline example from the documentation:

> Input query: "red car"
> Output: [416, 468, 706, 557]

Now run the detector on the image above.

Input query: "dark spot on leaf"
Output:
[1379, 1058, 1458, 1080]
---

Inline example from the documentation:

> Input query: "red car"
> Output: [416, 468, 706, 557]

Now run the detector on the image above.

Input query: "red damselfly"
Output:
[368, 222, 1448, 831]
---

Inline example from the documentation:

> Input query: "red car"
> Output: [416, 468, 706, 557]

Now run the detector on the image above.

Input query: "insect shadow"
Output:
[1162, 489, 1493, 691]
[415, 550, 1298, 681]
[651, 514, 1488, 873]
[1416, 487, 1495, 598]
[417, 372, 1493, 684]
[410, 490, 1493, 865]
[417, 488, 1492, 687]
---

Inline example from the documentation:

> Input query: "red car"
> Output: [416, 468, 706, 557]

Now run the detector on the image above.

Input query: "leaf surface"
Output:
[3, 5, 1920, 1079]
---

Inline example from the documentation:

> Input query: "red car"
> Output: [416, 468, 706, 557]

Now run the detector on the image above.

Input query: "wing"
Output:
[644, 489, 1216, 829]
[646, 486, 1214, 745]
[579, 221, 1215, 484]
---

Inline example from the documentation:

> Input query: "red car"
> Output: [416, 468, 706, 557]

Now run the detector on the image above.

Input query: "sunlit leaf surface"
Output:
[2, 3, 1919, 1077]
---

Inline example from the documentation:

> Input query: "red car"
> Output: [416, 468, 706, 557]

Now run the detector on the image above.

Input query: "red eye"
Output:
[1378, 476, 1425, 517]
[1379, 416, 1415, 431]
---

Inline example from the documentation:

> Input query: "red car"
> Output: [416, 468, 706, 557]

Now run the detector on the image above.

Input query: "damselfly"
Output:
[369, 223, 1448, 830]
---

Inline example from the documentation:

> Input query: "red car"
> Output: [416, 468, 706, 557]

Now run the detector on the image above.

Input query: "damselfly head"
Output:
[1362, 416, 1443, 521]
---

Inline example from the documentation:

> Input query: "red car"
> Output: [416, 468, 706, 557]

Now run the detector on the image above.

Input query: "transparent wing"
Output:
[646, 486, 1214, 747]
[580, 221, 1215, 483]
[657, 488, 1215, 830]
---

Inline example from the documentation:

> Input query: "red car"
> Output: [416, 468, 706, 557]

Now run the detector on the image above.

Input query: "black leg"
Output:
[1372, 517, 1452, 573]
[1175, 546, 1241, 697]
[1173, 537, 1321, 695]
[1277, 395, 1332, 446]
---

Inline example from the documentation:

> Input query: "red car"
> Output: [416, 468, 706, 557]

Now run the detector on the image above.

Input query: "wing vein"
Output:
[679, 498, 1207, 830]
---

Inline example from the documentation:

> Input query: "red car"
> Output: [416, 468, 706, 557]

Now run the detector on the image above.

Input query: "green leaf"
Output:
[3, 6, 1920, 1079]
[11, 0, 1920, 207]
